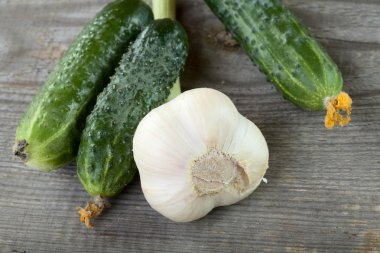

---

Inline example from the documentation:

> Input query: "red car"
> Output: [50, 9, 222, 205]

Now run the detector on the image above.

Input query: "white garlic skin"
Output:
[133, 88, 269, 222]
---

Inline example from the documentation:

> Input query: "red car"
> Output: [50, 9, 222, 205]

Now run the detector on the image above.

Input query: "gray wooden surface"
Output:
[0, 0, 379, 252]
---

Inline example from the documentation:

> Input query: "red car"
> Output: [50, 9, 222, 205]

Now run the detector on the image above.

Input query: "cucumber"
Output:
[204, 0, 352, 128]
[13, 0, 153, 171]
[77, 19, 188, 199]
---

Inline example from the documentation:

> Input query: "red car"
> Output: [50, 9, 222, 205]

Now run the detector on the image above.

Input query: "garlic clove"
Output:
[133, 88, 269, 222]
[134, 107, 201, 206]
[226, 116, 269, 193]
[175, 87, 240, 152]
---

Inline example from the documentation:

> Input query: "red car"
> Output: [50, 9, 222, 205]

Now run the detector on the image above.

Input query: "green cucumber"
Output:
[13, 0, 153, 171]
[77, 19, 188, 199]
[204, 0, 352, 128]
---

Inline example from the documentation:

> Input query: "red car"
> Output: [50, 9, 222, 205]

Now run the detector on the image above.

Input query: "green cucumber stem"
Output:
[167, 80, 181, 100]
[153, 0, 181, 100]
[152, 0, 176, 19]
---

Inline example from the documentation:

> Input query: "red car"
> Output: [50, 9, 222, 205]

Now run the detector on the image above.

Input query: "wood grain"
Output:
[0, 0, 379, 252]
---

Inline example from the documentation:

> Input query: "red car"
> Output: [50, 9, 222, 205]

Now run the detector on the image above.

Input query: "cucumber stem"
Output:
[152, 0, 181, 100]
[324, 92, 352, 129]
[77, 196, 109, 229]
[152, 0, 176, 20]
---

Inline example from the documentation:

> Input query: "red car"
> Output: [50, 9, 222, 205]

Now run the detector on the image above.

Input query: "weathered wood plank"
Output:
[0, 0, 380, 252]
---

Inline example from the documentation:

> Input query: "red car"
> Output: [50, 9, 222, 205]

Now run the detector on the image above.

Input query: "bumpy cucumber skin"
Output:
[77, 19, 188, 197]
[15, 0, 153, 171]
[205, 0, 343, 111]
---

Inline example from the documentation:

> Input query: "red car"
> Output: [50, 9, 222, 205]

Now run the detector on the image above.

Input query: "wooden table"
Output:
[1, 0, 379, 252]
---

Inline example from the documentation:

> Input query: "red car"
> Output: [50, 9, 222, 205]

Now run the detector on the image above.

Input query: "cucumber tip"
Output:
[77, 196, 109, 229]
[13, 139, 28, 161]
[324, 92, 352, 129]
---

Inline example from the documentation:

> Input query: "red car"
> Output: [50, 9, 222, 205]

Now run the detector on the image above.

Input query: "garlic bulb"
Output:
[133, 88, 269, 222]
